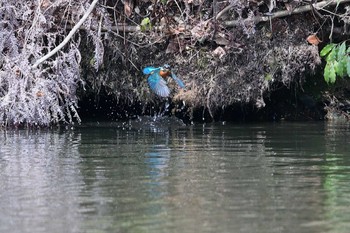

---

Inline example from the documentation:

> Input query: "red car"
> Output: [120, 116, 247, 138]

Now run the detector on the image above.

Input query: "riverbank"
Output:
[1, 0, 350, 126]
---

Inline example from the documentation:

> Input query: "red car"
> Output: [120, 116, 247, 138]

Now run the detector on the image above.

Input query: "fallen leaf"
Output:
[284, 2, 297, 12]
[169, 25, 186, 35]
[212, 46, 226, 59]
[166, 39, 179, 54]
[36, 91, 44, 97]
[214, 33, 230, 46]
[124, 0, 134, 17]
[307, 34, 322, 45]
[41, 0, 52, 9]
[166, 38, 186, 54]
[191, 20, 212, 43]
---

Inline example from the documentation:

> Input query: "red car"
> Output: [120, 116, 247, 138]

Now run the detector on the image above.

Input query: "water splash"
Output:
[152, 100, 170, 120]
[133, 115, 185, 133]
[79, 100, 185, 132]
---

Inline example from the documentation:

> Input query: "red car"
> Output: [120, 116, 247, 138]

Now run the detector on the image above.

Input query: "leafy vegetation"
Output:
[140, 17, 152, 31]
[1, 0, 350, 126]
[320, 42, 350, 84]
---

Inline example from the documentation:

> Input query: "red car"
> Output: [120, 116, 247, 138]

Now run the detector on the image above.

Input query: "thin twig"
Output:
[93, 0, 350, 33]
[329, 15, 334, 41]
[223, 0, 350, 27]
[32, 0, 99, 69]
[216, 4, 233, 20]
[211, 0, 218, 41]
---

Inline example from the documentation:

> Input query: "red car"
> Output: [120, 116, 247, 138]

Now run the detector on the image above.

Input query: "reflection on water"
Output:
[0, 130, 83, 233]
[1, 120, 350, 233]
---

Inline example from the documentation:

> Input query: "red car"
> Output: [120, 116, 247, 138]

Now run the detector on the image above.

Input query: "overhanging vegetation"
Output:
[1, 0, 350, 126]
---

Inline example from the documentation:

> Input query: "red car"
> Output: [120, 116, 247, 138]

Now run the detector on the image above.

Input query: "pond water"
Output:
[1, 118, 350, 233]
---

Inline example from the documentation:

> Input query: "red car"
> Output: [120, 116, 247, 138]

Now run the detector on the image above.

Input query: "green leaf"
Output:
[335, 58, 346, 77]
[326, 49, 337, 62]
[140, 17, 151, 31]
[329, 62, 336, 83]
[324, 63, 330, 83]
[337, 42, 346, 59]
[324, 62, 336, 83]
[320, 43, 336, 57]
[265, 73, 273, 81]
[347, 56, 350, 77]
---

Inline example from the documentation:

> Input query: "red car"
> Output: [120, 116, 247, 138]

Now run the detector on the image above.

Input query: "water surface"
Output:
[1, 119, 350, 233]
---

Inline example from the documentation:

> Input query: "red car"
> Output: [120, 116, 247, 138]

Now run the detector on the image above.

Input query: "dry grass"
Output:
[0, 0, 330, 126]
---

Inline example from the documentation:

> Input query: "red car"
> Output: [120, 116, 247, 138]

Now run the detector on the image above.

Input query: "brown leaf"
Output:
[212, 46, 226, 59]
[214, 33, 230, 46]
[284, 3, 293, 12]
[191, 20, 212, 43]
[41, 0, 52, 9]
[124, 0, 134, 17]
[36, 91, 44, 97]
[166, 39, 179, 54]
[307, 34, 322, 45]
[166, 38, 186, 54]
[169, 25, 186, 35]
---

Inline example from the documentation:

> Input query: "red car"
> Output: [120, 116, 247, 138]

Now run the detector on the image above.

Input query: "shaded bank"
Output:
[1, 0, 350, 126]
[77, 73, 327, 123]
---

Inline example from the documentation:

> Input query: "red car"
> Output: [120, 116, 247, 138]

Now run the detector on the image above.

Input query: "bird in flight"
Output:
[142, 64, 185, 97]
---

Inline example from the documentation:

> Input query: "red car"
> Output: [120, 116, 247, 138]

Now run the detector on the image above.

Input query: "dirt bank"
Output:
[1, 0, 349, 126]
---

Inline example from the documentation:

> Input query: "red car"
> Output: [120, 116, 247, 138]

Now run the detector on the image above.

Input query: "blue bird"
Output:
[142, 64, 185, 97]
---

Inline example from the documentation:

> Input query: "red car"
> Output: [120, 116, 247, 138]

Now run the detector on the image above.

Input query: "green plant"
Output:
[320, 42, 350, 83]
[140, 17, 152, 31]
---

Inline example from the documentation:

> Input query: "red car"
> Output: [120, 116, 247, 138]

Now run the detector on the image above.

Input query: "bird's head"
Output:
[162, 64, 171, 72]
[159, 64, 171, 78]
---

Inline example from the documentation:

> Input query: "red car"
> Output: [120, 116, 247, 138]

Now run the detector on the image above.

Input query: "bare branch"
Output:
[31, 0, 99, 69]
[223, 0, 350, 27]
[77, 0, 350, 35]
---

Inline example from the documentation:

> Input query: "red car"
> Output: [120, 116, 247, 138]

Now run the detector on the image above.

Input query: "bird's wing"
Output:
[142, 66, 161, 75]
[170, 72, 185, 89]
[148, 72, 170, 97]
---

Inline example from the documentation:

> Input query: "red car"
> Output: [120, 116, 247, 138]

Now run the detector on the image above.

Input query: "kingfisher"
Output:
[142, 64, 185, 97]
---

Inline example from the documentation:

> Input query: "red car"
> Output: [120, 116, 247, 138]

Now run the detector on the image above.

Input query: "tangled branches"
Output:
[1, 0, 350, 126]
[0, 0, 105, 126]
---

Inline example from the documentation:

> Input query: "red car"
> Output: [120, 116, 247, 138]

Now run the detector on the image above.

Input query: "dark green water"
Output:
[1, 119, 350, 233]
